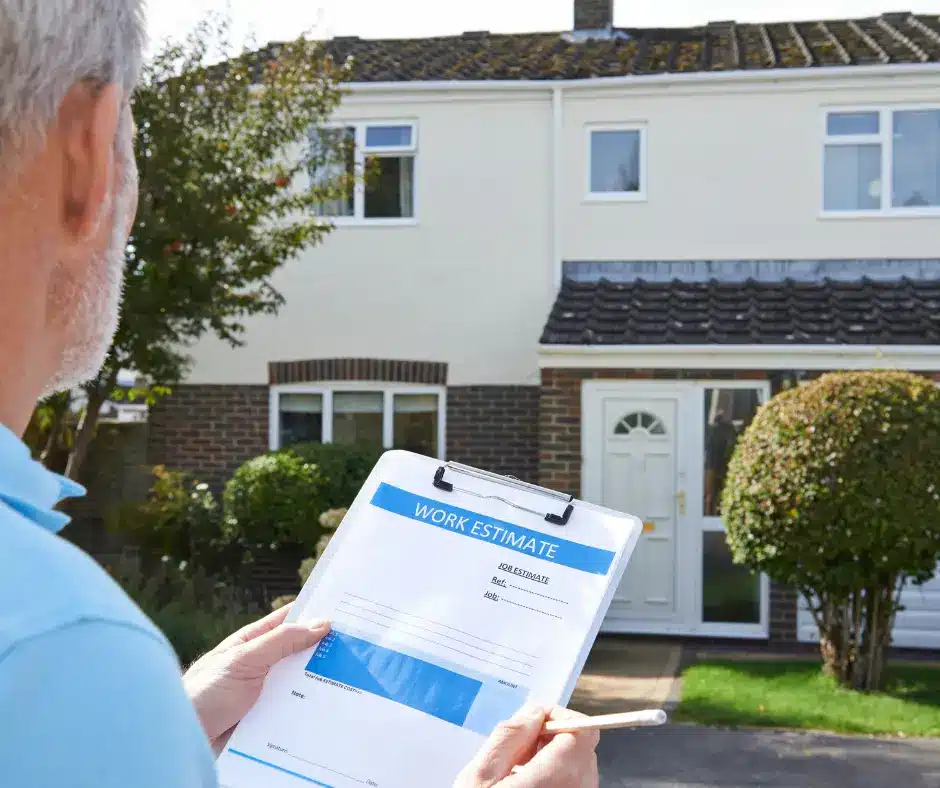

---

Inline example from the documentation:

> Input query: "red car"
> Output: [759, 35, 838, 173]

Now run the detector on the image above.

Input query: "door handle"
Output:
[676, 490, 687, 515]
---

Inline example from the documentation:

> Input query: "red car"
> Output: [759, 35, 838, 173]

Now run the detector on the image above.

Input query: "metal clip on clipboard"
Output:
[433, 462, 574, 526]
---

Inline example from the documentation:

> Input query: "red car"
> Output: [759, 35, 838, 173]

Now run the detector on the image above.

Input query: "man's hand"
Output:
[183, 604, 330, 748]
[454, 705, 599, 788]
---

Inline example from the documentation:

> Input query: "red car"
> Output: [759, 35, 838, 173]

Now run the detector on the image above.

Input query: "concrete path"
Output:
[570, 638, 681, 715]
[597, 726, 940, 787]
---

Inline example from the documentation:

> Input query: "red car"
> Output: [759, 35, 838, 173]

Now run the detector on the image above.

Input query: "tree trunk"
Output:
[819, 597, 846, 680]
[64, 378, 112, 481]
[862, 582, 896, 692]
[40, 391, 72, 466]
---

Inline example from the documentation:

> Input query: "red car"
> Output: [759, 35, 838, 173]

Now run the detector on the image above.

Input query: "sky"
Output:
[148, 0, 940, 50]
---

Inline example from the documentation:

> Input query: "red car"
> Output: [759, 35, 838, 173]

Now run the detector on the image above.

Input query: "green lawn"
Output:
[674, 660, 940, 738]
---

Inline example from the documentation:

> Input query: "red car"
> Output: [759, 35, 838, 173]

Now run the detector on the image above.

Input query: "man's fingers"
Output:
[213, 604, 295, 653]
[545, 706, 583, 720]
[457, 705, 546, 788]
[233, 620, 331, 672]
[501, 708, 599, 788]
[544, 707, 600, 747]
[501, 734, 597, 788]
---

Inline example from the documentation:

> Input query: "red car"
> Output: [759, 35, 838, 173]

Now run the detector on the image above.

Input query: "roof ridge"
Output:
[266, 12, 939, 47]
[258, 13, 940, 84]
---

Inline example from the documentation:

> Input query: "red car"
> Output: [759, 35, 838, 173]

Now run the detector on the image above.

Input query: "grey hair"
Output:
[0, 0, 146, 163]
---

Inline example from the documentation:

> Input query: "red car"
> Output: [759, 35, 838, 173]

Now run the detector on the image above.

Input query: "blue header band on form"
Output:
[370, 483, 615, 575]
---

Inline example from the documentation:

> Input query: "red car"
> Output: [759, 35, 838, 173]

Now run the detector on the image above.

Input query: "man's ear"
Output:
[58, 81, 123, 239]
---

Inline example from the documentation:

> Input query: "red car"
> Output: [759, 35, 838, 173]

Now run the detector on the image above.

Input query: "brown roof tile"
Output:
[282, 13, 940, 83]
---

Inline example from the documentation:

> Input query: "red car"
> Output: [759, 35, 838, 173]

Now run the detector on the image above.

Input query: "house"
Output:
[148, 0, 940, 649]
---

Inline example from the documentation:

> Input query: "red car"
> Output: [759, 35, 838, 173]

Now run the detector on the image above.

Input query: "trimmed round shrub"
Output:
[223, 452, 327, 553]
[722, 371, 940, 690]
[286, 441, 382, 507]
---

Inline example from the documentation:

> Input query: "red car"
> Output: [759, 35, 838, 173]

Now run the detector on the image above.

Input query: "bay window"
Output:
[271, 385, 444, 458]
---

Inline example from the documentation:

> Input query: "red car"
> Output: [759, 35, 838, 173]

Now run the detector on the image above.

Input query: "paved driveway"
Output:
[597, 725, 940, 787]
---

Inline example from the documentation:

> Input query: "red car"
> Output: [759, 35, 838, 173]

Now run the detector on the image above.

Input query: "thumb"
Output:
[233, 620, 331, 673]
[459, 705, 546, 788]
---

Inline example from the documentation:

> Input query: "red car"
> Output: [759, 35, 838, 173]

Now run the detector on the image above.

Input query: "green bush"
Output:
[107, 466, 228, 573]
[722, 371, 940, 691]
[223, 452, 327, 553]
[286, 442, 382, 508]
[113, 557, 261, 666]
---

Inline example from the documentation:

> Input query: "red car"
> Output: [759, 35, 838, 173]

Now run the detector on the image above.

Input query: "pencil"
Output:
[542, 709, 667, 734]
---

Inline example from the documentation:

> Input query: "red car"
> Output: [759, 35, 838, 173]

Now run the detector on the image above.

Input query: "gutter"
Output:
[537, 344, 940, 371]
[343, 61, 940, 94]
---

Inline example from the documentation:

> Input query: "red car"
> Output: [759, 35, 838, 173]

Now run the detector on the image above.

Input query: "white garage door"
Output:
[798, 568, 940, 650]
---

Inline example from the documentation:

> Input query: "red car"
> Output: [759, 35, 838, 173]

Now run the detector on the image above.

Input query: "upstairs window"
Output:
[823, 107, 940, 215]
[309, 122, 417, 222]
[587, 125, 646, 200]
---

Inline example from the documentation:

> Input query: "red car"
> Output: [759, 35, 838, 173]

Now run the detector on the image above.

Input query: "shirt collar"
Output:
[0, 423, 85, 533]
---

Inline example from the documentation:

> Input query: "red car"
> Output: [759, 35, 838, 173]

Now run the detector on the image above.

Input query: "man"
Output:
[0, 2, 599, 786]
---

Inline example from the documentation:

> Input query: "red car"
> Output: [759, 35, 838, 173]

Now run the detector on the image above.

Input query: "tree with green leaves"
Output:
[32, 19, 353, 479]
[722, 371, 940, 691]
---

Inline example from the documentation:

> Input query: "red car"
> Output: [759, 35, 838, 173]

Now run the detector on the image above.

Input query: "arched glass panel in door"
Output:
[613, 411, 667, 437]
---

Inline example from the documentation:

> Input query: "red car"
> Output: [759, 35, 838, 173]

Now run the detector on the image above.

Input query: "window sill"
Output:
[583, 192, 648, 204]
[818, 208, 940, 220]
[327, 217, 419, 228]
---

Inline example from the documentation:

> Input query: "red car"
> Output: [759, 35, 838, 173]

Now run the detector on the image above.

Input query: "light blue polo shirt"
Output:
[0, 424, 217, 787]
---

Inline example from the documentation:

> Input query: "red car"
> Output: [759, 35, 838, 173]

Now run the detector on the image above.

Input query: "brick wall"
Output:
[147, 385, 269, 491]
[447, 386, 539, 483]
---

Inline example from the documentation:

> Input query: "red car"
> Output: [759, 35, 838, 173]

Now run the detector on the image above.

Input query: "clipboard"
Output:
[433, 462, 574, 526]
[288, 452, 639, 631]
[226, 450, 643, 788]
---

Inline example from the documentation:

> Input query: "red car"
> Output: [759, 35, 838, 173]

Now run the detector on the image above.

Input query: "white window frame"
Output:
[269, 382, 445, 458]
[313, 120, 419, 226]
[820, 104, 940, 219]
[692, 380, 772, 640]
[585, 123, 648, 203]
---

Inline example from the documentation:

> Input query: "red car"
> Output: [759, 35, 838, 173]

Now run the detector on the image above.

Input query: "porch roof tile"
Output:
[540, 277, 940, 345]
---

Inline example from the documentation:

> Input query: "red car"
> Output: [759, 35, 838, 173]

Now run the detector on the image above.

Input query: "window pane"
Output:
[702, 531, 760, 624]
[393, 394, 438, 457]
[590, 130, 641, 193]
[279, 393, 323, 447]
[310, 126, 355, 217]
[892, 109, 940, 208]
[365, 156, 415, 218]
[365, 125, 413, 148]
[703, 389, 761, 517]
[826, 111, 879, 136]
[333, 392, 383, 447]
[823, 143, 881, 211]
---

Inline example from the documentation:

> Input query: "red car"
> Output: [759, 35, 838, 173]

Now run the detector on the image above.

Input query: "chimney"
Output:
[574, 0, 614, 30]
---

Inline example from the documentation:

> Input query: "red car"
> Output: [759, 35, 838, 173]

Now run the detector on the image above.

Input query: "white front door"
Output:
[583, 386, 688, 631]
[584, 380, 771, 638]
